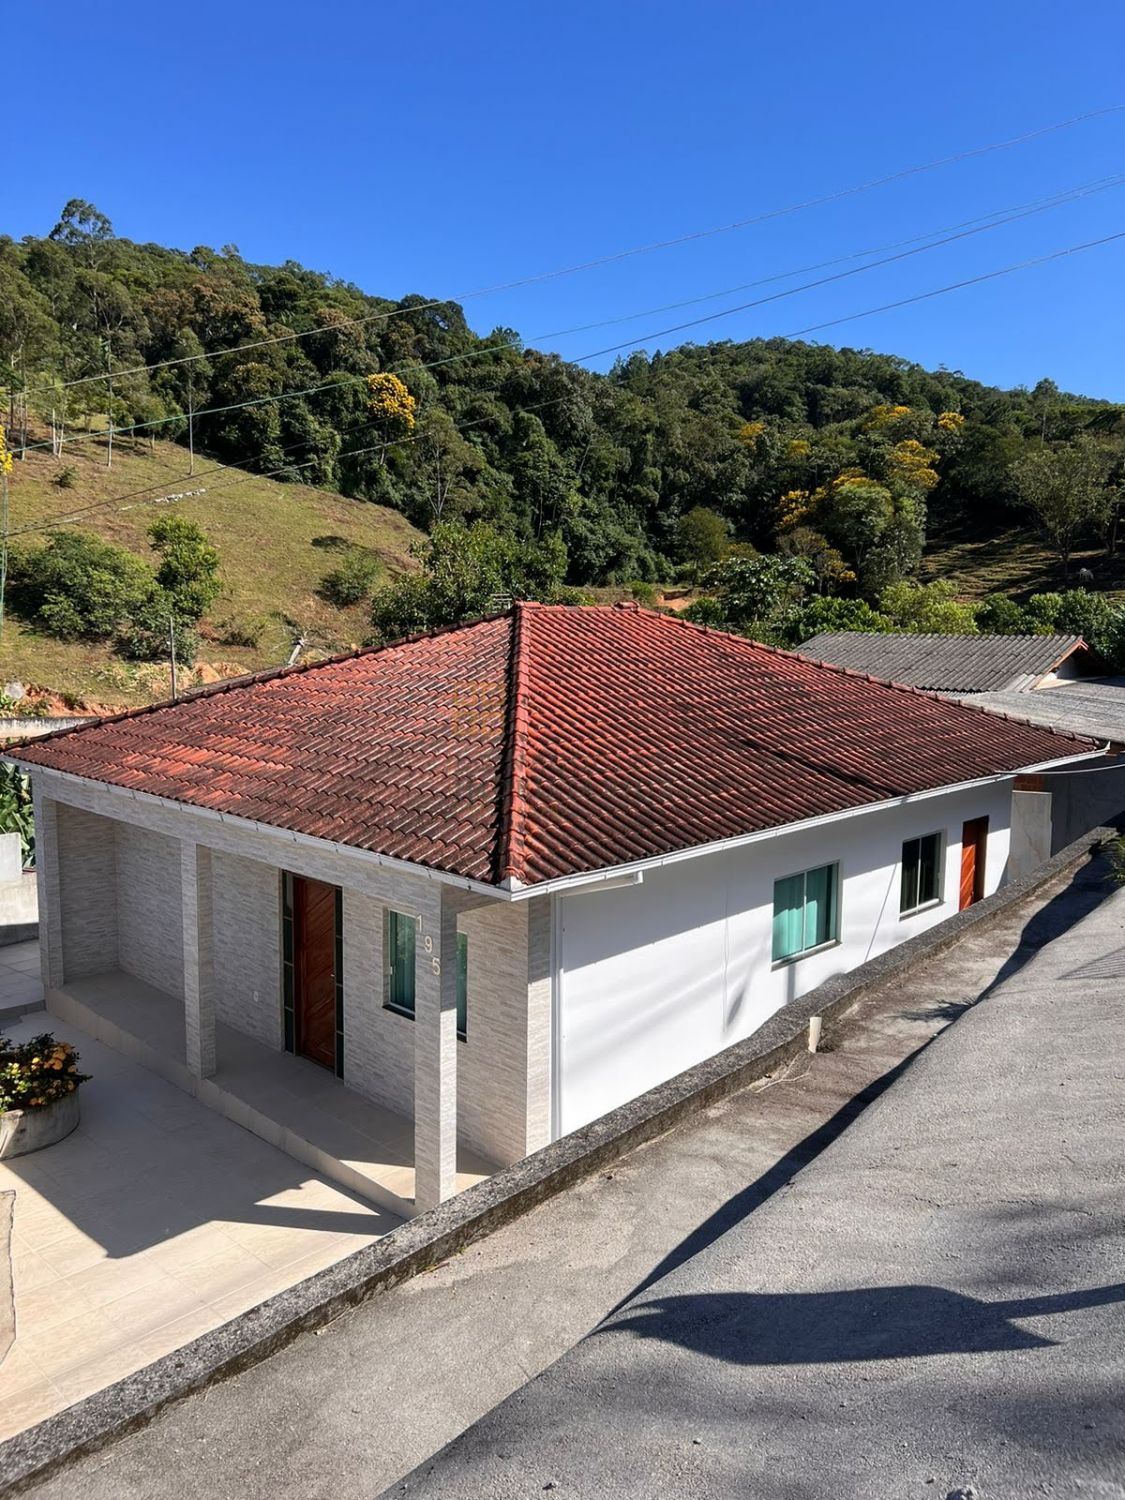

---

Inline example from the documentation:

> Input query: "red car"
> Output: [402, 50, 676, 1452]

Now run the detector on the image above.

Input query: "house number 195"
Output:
[416, 915, 441, 975]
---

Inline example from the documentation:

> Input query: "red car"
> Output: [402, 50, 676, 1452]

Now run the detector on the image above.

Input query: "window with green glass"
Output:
[900, 832, 943, 914]
[772, 862, 839, 962]
[385, 910, 416, 1016]
[456, 932, 468, 1041]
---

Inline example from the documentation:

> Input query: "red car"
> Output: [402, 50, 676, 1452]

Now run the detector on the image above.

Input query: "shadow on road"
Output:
[603, 1282, 1125, 1365]
[974, 850, 1117, 1001]
[608, 1052, 921, 1317]
[611, 848, 1119, 1324]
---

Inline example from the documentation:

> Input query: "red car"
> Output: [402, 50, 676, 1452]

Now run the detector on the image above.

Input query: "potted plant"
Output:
[0, 1033, 89, 1159]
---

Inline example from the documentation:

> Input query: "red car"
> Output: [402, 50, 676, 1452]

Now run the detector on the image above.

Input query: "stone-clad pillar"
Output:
[181, 841, 216, 1079]
[33, 789, 64, 991]
[413, 885, 459, 1212]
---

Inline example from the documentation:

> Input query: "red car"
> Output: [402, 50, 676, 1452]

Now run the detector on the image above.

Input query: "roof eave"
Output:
[23, 765, 513, 902]
[506, 746, 1106, 900]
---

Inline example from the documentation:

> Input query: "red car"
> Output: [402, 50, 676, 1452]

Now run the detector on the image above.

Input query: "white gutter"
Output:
[25, 744, 1105, 906]
[510, 746, 1106, 901]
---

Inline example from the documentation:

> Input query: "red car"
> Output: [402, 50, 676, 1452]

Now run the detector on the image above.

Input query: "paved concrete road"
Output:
[391, 873, 1125, 1498]
[16, 856, 1121, 1500]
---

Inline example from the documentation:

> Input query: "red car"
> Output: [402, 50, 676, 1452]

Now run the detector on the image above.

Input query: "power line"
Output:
[18, 103, 1125, 401]
[18, 172, 1124, 462]
[11, 224, 1124, 544]
[780, 229, 1125, 341]
[4, 394, 576, 538]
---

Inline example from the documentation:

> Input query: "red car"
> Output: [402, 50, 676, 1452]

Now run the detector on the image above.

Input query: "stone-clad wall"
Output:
[342, 887, 415, 1119]
[114, 822, 184, 998]
[37, 771, 548, 1172]
[341, 889, 542, 1166]
[212, 849, 282, 1049]
[56, 804, 118, 979]
[457, 900, 532, 1165]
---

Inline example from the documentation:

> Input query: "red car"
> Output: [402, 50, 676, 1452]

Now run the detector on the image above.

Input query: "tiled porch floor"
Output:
[47, 969, 497, 1217]
[0, 939, 44, 1019]
[0, 1011, 399, 1442]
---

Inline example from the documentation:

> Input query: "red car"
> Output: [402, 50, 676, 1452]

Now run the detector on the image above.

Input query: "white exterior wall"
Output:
[555, 781, 1013, 1135]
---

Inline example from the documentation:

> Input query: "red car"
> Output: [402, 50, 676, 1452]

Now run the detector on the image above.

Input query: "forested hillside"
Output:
[4, 198, 1125, 701]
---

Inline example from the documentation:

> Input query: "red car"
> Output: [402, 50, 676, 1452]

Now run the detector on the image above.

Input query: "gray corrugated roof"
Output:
[958, 678, 1125, 746]
[796, 632, 1089, 693]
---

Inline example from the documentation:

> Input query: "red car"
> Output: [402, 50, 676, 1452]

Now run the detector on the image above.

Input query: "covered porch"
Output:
[46, 970, 496, 1218]
[33, 782, 552, 1219]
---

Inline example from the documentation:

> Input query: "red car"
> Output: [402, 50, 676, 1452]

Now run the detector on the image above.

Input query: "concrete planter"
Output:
[0, 1090, 80, 1159]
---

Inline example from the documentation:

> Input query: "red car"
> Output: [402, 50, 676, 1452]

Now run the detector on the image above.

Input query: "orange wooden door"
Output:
[959, 817, 989, 910]
[293, 876, 338, 1070]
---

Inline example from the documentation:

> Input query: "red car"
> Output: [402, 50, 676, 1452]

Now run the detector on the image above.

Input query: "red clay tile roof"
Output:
[16, 604, 1098, 887]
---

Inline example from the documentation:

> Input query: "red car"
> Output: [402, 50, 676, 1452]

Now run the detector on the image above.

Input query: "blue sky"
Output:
[10, 1, 1125, 397]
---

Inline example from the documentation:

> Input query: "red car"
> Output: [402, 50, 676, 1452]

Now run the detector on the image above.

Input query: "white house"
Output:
[15, 604, 1100, 1218]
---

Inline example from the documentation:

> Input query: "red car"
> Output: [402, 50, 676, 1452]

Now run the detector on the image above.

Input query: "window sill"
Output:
[900, 898, 943, 919]
[383, 1002, 467, 1042]
[771, 937, 840, 970]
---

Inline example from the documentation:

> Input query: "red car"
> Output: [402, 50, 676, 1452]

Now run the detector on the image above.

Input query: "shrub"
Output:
[0, 763, 34, 864]
[319, 548, 382, 608]
[53, 465, 77, 489]
[218, 615, 269, 649]
[628, 580, 658, 607]
[975, 593, 1029, 635]
[7, 532, 155, 642]
[0, 1033, 89, 1113]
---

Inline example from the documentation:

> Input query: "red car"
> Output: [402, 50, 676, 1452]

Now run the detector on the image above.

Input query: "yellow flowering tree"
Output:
[366, 372, 417, 448]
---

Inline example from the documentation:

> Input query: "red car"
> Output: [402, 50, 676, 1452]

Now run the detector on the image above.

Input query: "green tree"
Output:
[676, 506, 729, 570]
[369, 522, 570, 643]
[793, 595, 892, 641]
[684, 555, 815, 643]
[878, 580, 978, 634]
[148, 516, 221, 619]
[1013, 437, 1111, 582]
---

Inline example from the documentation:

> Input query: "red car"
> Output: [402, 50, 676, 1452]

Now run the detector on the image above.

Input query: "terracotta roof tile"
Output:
[16, 604, 1097, 887]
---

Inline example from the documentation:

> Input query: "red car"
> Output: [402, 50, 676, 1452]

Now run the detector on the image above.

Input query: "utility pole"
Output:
[187, 374, 195, 476]
[105, 339, 113, 470]
[168, 611, 179, 700]
[0, 466, 8, 647]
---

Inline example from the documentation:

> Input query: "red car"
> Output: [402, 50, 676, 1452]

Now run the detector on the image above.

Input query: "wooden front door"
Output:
[293, 876, 339, 1070]
[959, 817, 989, 910]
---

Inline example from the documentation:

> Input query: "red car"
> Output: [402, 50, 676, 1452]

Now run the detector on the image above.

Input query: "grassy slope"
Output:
[921, 519, 1125, 602]
[1, 431, 422, 708]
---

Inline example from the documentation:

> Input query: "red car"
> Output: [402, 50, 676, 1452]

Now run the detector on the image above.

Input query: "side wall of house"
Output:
[555, 781, 1014, 1134]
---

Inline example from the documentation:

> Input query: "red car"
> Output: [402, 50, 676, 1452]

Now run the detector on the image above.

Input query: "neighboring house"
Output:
[954, 678, 1125, 851]
[15, 605, 1100, 1216]
[795, 631, 1125, 853]
[797, 631, 1101, 694]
